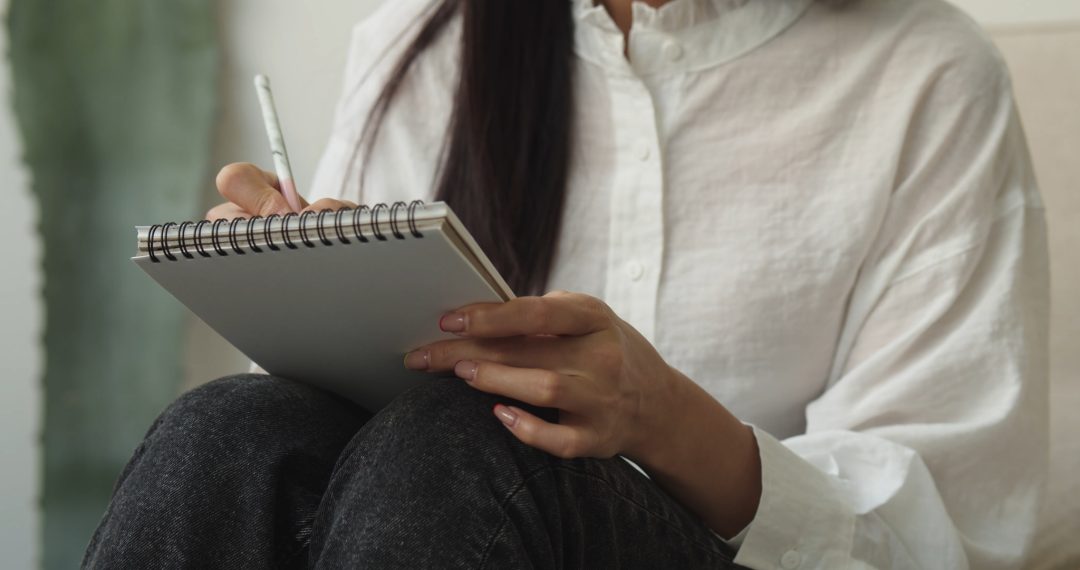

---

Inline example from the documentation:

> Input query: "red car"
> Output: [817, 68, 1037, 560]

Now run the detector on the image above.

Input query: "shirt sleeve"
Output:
[731, 49, 1050, 570]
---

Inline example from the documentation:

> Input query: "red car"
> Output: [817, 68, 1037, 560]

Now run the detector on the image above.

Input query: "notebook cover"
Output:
[134, 214, 506, 410]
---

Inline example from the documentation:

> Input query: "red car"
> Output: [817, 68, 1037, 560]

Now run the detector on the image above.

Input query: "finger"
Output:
[455, 361, 589, 410]
[442, 292, 610, 338]
[494, 404, 594, 459]
[205, 202, 250, 220]
[302, 197, 359, 213]
[216, 162, 308, 216]
[405, 336, 564, 373]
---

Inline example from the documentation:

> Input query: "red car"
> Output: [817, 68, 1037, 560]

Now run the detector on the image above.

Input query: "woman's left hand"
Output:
[404, 290, 686, 463]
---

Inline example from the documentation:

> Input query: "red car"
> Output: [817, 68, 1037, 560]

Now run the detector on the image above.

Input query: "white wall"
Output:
[949, 0, 1080, 27]
[0, 0, 42, 566]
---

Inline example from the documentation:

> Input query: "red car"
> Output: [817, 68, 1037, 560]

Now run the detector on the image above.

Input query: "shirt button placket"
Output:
[603, 68, 664, 343]
[638, 143, 652, 162]
[629, 79, 663, 342]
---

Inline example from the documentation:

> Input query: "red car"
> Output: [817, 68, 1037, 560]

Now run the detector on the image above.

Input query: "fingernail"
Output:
[440, 313, 467, 333]
[404, 350, 430, 371]
[455, 360, 478, 381]
[494, 404, 518, 427]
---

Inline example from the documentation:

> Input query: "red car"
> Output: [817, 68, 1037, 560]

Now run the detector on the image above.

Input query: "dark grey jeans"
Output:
[83, 374, 739, 569]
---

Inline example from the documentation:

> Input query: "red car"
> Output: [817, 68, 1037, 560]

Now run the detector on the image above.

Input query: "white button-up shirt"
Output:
[308, 0, 1049, 567]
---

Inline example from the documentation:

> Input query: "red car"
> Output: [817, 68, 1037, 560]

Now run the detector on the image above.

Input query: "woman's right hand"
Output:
[205, 163, 357, 220]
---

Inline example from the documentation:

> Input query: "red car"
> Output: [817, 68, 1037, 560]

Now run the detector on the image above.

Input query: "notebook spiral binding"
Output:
[146, 200, 426, 263]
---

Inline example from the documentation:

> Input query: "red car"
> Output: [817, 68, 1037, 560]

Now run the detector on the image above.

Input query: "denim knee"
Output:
[373, 377, 501, 437]
[146, 374, 365, 455]
[159, 374, 307, 426]
[92, 376, 368, 570]
[336, 377, 548, 477]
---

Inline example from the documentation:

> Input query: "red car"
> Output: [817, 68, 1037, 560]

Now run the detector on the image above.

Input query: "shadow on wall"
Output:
[6, 1, 218, 568]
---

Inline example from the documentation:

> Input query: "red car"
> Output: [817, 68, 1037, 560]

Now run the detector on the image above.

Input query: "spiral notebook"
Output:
[134, 201, 514, 410]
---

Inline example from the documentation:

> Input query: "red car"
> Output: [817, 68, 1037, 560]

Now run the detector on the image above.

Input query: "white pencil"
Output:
[254, 74, 303, 212]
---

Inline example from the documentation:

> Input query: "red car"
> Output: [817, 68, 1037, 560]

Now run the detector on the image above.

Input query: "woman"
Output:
[85, 0, 1048, 568]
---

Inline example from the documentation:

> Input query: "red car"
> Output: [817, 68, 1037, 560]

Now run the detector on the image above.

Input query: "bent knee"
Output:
[379, 377, 498, 428]
[166, 374, 308, 418]
[351, 378, 544, 461]
[152, 375, 362, 443]
[329, 379, 555, 498]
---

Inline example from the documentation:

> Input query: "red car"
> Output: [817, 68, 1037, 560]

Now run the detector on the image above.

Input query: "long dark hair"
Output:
[364, 1, 573, 296]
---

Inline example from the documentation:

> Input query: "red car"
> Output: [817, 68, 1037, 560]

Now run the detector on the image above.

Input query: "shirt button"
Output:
[662, 39, 683, 62]
[638, 144, 651, 161]
[780, 550, 802, 569]
[626, 261, 644, 281]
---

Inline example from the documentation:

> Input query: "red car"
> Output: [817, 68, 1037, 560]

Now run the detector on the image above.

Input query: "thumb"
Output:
[216, 162, 306, 216]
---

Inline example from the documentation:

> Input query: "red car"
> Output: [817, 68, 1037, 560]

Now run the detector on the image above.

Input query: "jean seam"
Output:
[477, 464, 553, 568]
[555, 463, 731, 555]
[477, 463, 732, 568]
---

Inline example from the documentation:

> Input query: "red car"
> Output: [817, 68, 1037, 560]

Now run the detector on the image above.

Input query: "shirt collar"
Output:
[571, 0, 813, 76]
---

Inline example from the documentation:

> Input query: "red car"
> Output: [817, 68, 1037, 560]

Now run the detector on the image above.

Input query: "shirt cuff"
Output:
[732, 426, 855, 569]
